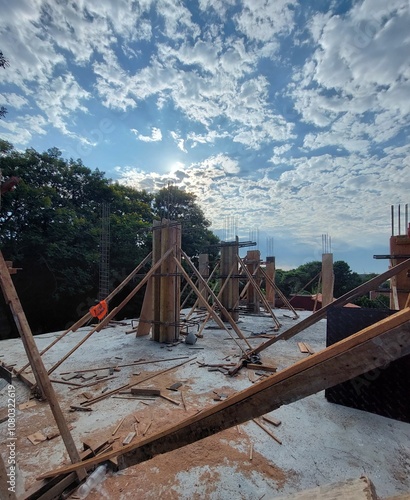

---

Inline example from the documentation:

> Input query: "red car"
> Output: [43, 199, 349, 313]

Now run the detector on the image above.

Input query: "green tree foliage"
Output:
[275, 261, 322, 297]
[333, 260, 362, 297]
[152, 185, 220, 264]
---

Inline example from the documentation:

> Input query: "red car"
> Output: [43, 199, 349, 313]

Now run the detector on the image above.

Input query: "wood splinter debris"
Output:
[249, 442, 254, 461]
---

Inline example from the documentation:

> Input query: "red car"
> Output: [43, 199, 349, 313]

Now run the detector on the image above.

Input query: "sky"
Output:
[0, 0, 409, 273]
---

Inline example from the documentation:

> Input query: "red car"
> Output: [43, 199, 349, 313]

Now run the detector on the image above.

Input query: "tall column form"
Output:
[321, 253, 334, 307]
[220, 240, 239, 322]
[265, 256, 276, 307]
[246, 250, 261, 313]
[389, 234, 410, 310]
[152, 219, 182, 342]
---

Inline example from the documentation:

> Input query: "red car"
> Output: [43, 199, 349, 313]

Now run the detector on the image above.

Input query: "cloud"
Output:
[132, 127, 163, 142]
[170, 131, 187, 153]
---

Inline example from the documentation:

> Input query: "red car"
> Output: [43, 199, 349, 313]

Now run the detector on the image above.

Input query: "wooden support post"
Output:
[245, 250, 260, 313]
[265, 257, 276, 306]
[0, 251, 86, 481]
[321, 253, 334, 307]
[220, 241, 239, 322]
[136, 278, 153, 337]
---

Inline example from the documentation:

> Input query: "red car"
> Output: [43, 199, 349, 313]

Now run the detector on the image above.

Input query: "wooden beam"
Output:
[250, 258, 410, 356]
[37, 308, 410, 479]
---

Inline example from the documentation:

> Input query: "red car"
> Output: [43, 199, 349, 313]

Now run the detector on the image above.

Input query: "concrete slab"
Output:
[0, 310, 409, 499]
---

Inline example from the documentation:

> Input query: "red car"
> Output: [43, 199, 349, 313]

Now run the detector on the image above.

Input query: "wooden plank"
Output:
[246, 363, 277, 373]
[131, 387, 161, 396]
[272, 476, 377, 500]
[262, 415, 281, 427]
[250, 258, 410, 356]
[37, 308, 410, 479]
[298, 342, 309, 354]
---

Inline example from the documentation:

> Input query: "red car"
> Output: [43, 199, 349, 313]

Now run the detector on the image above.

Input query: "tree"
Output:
[0, 50, 9, 119]
[333, 260, 362, 297]
[152, 185, 220, 264]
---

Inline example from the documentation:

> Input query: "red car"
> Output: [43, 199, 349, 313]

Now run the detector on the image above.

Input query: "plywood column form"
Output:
[198, 253, 209, 306]
[159, 220, 182, 343]
[389, 233, 410, 310]
[265, 256, 276, 306]
[220, 240, 239, 322]
[246, 250, 261, 313]
[321, 253, 334, 307]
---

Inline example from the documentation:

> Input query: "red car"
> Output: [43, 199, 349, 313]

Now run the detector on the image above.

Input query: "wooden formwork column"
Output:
[198, 253, 209, 306]
[220, 242, 239, 322]
[157, 220, 181, 343]
[265, 256, 276, 306]
[246, 250, 260, 313]
[321, 253, 334, 307]
[389, 235, 410, 310]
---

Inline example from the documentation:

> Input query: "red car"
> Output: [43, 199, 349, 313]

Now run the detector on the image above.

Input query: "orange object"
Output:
[89, 300, 108, 320]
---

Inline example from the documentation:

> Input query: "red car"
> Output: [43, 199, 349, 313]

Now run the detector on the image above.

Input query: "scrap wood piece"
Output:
[249, 442, 253, 461]
[18, 400, 37, 410]
[252, 419, 282, 445]
[112, 417, 125, 436]
[69, 375, 117, 391]
[123, 432, 136, 445]
[38, 309, 410, 480]
[160, 393, 180, 406]
[167, 382, 183, 391]
[27, 431, 47, 445]
[70, 405, 92, 412]
[131, 387, 161, 396]
[297, 342, 314, 355]
[81, 357, 195, 407]
[262, 415, 282, 427]
[181, 391, 187, 411]
[142, 421, 152, 436]
[246, 363, 277, 373]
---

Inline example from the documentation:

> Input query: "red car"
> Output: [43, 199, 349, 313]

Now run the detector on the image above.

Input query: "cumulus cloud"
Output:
[132, 127, 163, 142]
